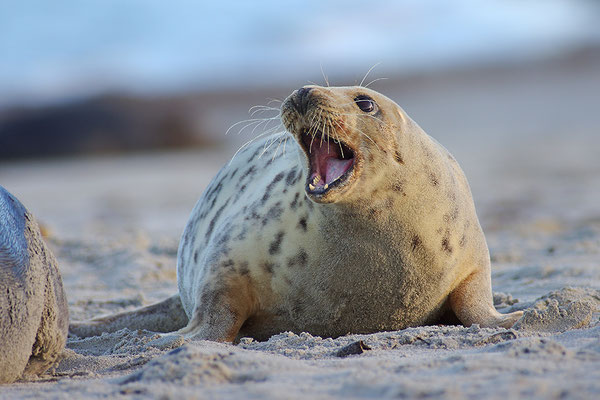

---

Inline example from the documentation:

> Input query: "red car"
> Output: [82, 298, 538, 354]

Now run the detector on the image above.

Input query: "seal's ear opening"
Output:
[397, 107, 405, 121]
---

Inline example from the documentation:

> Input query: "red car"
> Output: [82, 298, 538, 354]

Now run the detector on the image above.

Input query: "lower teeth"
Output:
[308, 174, 333, 192]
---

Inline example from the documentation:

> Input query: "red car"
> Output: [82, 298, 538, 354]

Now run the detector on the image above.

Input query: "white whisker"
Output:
[320, 62, 330, 87]
[326, 121, 331, 153]
[364, 77, 388, 88]
[282, 134, 289, 156]
[266, 98, 282, 105]
[254, 117, 281, 136]
[236, 120, 266, 136]
[333, 117, 381, 150]
[332, 121, 346, 158]
[337, 99, 377, 109]
[272, 131, 292, 161]
[355, 128, 381, 150]
[249, 104, 279, 114]
[249, 107, 280, 117]
[320, 118, 326, 147]
[338, 111, 386, 126]
[359, 62, 381, 87]
[225, 117, 279, 136]
[252, 122, 283, 139]
[229, 130, 284, 165]
[260, 131, 288, 158]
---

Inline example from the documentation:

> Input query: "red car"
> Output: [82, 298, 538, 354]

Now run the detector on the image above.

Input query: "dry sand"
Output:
[1, 56, 599, 399]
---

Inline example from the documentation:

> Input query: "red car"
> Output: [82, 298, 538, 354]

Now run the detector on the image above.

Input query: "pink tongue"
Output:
[309, 142, 353, 186]
[324, 158, 353, 184]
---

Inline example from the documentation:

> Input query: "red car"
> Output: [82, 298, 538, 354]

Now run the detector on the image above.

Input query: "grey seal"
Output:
[70, 85, 522, 342]
[0, 186, 68, 383]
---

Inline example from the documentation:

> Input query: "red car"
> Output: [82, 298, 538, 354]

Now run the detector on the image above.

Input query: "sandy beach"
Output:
[1, 53, 599, 399]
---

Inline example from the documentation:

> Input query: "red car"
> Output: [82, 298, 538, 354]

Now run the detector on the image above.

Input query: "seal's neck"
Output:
[311, 197, 401, 238]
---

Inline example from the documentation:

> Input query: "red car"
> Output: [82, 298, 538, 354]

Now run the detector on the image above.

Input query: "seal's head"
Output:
[281, 85, 409, 204]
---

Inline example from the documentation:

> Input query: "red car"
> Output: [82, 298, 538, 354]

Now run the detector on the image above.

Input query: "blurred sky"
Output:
[1, 0, 599, 108]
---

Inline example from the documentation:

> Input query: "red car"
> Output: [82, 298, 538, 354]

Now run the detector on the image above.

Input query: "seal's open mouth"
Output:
[300, 131, 355, 195]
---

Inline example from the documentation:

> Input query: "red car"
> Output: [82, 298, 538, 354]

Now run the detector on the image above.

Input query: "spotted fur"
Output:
[70, 85, 523, 342]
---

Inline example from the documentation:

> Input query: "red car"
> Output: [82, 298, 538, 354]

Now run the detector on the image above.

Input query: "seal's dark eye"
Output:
[354, 95, 376, 113]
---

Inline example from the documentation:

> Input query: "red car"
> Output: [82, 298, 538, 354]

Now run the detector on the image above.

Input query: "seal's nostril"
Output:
[296, 87, 312, 114]
[297, 87, 312, 101]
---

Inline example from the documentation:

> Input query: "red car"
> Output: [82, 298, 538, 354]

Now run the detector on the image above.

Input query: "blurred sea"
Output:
[2, 0, 599, 108]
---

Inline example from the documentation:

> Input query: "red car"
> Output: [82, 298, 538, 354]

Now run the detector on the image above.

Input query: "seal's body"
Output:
[0, 186, 68, 384]
[71, 86, 522, 342]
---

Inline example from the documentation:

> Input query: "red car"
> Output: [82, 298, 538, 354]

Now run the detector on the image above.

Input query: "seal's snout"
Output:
[294, 87, 313, 115]
[280, 85, 360, 202]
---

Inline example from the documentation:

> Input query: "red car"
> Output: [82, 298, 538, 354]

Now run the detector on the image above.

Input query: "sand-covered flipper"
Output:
[69, 294, 188, 338]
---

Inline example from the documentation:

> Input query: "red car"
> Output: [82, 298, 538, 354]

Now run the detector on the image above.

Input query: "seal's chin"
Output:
[299, 131, 356, 200]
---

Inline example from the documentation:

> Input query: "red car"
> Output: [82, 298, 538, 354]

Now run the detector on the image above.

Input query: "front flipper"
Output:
[177, 274, 258, 342]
